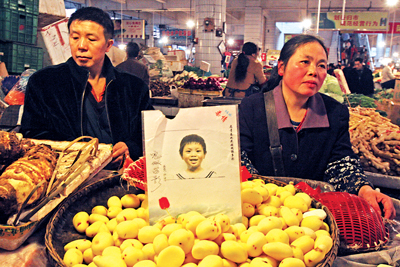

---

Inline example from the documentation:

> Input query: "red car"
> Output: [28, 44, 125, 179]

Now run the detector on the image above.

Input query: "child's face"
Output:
[181, 142, 206, 171]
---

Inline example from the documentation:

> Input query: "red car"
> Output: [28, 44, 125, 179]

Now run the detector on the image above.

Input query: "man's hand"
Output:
[358, 185, 396, 219]
[109, 142, 129, 169]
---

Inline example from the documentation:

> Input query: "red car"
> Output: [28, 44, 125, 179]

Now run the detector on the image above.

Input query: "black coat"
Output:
[344, 66, 374, 96]
[20, 56, 154, 160]
[239, 88, 356, 182]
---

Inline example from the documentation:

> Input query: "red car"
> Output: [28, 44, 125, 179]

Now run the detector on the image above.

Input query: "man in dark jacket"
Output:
[116, 42, 150, 86]
[20, 7, 153, 168]
[344, 57, 374, 96]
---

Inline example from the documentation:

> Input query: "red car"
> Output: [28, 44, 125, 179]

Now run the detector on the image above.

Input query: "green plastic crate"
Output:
[0, 0, 39, 15]
[0, 42, 43, 74]
[0, 7, 38, 44]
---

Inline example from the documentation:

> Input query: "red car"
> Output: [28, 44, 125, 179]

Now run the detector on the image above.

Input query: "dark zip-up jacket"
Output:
[20, 56, 153, 160]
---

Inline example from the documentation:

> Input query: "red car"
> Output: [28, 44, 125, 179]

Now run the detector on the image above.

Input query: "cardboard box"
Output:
[387, 100, 400, 126]
[393, 79, 400, 102]
[38, 0, 66, 28]
[167, 50, 186, 61]
[38, 18, 71, 65]
[166, 60, 183, 72]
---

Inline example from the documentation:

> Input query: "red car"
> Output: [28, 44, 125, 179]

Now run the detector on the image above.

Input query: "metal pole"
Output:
[317, 0, 321, 34]
[390, 10, 396, 57]
[341, 0, 346, 24]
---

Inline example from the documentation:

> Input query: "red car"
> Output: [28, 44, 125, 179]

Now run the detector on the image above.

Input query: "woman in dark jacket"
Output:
[239, 34, 395, 219]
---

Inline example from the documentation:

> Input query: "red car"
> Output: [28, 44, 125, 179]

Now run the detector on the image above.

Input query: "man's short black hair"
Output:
[68, 7, 114, 40]
[354, 57, 363, 64]
[126, 42, 140, 58]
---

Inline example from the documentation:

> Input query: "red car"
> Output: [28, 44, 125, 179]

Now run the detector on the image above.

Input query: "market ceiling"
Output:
[70, 0, 399, 25]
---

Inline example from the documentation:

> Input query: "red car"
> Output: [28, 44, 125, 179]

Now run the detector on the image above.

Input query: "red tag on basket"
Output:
[295, 182, 321, 197]
[240, 166, 252, 182]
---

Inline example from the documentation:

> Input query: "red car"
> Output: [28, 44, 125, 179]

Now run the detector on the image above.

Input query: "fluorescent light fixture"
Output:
[186, 20, 195, 28]
[159, 36, 168, 44]
[386, 0, 399, 7]
[118, 44, 127, 51]
[301, 19, 312, 29]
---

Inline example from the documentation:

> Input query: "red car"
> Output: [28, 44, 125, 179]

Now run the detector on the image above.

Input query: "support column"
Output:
[244, 0, 263, 48]
[263, 9, 275, 51]
[194, 0, 226, 75]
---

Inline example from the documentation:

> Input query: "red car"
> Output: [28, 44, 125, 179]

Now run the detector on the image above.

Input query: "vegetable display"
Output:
[345, 94, 377, 109]
[349, 107, 400, 175]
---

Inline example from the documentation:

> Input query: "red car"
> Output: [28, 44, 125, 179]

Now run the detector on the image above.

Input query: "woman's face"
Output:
[181, 142, 206, 171]
[278, 42, 327, 99]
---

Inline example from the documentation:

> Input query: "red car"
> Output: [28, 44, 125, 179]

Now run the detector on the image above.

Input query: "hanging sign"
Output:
[143, 105, 243, 225]
[311, 12, 389, 30]
[114, 20, 145, 39]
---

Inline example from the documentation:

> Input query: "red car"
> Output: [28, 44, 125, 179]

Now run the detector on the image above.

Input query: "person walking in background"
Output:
[116, 42, 150, 86]
[344, 57, 374, 96]
[381, 61, 396, 89]
[224, 42, 266, 98]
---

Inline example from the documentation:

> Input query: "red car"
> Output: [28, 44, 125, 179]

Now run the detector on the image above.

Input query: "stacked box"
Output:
[0, 42, 43, 74]
[0, 8, 38, 44]
[0, 0, 39, 15]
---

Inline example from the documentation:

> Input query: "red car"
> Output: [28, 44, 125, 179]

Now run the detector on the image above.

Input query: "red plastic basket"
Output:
[313, 192, 389, 253]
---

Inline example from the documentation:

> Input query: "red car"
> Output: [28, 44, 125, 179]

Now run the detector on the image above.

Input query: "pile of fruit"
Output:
[62, 179, 334, 267]
[182, 76, 227, 91]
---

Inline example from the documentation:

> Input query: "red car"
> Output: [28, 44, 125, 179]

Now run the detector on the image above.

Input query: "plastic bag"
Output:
[4, 69, 36, 105]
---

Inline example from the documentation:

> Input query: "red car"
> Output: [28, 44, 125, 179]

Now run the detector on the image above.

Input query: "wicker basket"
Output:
[45, 175, 144, 267]
[46, 174, 338, 267]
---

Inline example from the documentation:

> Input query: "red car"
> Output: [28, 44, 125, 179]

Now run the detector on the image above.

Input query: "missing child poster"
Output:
[143, 105, 242, 225]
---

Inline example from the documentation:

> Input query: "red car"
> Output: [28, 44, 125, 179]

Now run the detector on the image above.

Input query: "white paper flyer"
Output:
[143, 105, 242, 224]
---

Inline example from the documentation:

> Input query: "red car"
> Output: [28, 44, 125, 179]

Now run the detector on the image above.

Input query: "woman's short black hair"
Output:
[179, 134, 207, 156]
[68, 7, 114, 40]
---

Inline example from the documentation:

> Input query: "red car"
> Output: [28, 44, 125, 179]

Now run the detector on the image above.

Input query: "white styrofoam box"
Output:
[167, 50, 186, 61]
[166, 61, 184, 72]
[39, 18, 71, 65]
[39, 0, 66, 28]
[39, 0, 66, 17]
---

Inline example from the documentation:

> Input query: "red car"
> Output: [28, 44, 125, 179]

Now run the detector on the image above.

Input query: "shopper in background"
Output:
[20, 7, 153, 169]
[381, 61, 396, 89]
[327, 63, 335, 75]
[239, 34, 395, 219]
[344, 57, 374, 96]
[116, 42, 150, 86]
[224, 42, 266, 98]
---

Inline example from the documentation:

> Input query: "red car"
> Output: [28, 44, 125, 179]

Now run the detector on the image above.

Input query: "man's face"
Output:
[354, 61, 363, 71]
[69, 20, 113, 73]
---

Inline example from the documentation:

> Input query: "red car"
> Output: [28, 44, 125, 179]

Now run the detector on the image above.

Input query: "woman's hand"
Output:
[358, 185, 396, 219]
[108, 142, 129, 169]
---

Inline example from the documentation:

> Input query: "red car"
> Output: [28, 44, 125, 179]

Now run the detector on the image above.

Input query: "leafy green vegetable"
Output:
[345, 93, 377, 108]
